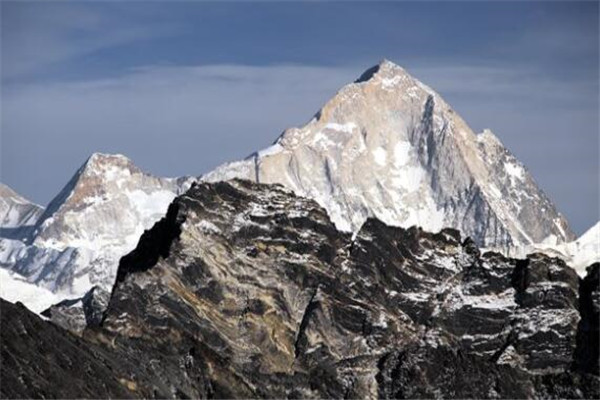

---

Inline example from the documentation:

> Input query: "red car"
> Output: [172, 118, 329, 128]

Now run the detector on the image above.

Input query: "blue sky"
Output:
[1, 1, 598, 234]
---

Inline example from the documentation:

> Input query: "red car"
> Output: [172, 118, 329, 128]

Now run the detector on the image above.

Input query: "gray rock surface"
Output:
[1, 180, 597, 398]
[0, 299, 151, 399]
[41, 285, 110, 334]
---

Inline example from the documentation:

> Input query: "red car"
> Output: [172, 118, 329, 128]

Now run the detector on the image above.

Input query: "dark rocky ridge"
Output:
[41, 285, 110, 334]
[0, 299, 151, 399]
[2, 179, 599, 398]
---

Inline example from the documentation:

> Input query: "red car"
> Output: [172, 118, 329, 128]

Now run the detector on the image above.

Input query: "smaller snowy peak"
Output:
[0, 183, 44, 231]
[579, 221, 600, 245]
[0, 183, 23, 201]
[3, 152, 194, 300]
[32, 152, 187, 247]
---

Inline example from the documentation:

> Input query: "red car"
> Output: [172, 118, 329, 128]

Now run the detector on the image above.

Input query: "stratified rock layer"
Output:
[2, 180, 598, 399]
[0, 299, 151, 399]
[104, 180, 598, 398]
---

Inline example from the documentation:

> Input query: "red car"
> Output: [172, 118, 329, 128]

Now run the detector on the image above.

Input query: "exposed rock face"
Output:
[0, 153, 194, 306]
[41, 286, 110, 334]
[204, 60, 573, 249]
[575, 263, 600, 376]
[1, 180, 597, 398]
[0, 299, 152, 399]
[92, 180, 595, 398]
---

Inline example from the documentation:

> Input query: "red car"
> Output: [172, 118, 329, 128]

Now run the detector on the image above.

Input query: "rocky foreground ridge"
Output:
[2, 180, 598, 399]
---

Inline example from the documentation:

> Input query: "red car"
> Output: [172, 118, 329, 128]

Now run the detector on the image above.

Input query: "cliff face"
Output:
[104, 180, 597, 398]
[0, 299, 149, 399]
[2, 180, 597, 399]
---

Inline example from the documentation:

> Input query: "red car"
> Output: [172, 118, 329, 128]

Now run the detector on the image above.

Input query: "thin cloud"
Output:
[0, 2, 179, 80]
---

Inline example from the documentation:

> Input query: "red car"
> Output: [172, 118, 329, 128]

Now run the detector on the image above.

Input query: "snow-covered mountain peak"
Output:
[32, 153, 189, 249]
[80, 152, 139, 179]
[0, 183, 44, 232]
[0, 183, 43, 213]
[204, 60, 574, 248]
[0, 153, 194, 299]
[274, 62, 437, 151]
[354, 59, 412, 83]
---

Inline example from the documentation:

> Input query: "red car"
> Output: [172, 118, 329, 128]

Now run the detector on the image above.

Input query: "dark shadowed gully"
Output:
[2, 180, 599, 399]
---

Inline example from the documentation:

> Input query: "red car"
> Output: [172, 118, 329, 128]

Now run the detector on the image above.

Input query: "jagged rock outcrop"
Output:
[41, 286, 110, 334]
[204, 60, 573, 250]
[96, 180, 596, 398]
[0, 153, 194, 308]
[0, 299, 153, 399]
[1, 180, 597, 398]
[575, 263, 600, 375]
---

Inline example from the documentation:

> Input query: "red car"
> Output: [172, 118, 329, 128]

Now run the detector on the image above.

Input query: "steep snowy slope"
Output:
[0, 153, 193, 299]
[0, 183, 44, 238]
[204, 60, 574, 249]
[506, 221, 600, 276]
[0, 268, 59, 313]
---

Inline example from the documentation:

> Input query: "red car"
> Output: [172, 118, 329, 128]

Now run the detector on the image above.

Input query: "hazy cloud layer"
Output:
[1, 2, 179, 79]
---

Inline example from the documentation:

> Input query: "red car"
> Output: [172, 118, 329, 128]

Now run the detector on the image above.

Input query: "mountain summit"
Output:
[1, 153, 193, 299]
[0, 183, 43, 233]
[204, 60, 574, 249]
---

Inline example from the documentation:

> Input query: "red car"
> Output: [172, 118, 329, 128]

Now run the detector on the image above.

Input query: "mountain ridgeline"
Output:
[204, 60, 574, 250]
[2, 180, 598, 399]
[0, 60, 599, 399]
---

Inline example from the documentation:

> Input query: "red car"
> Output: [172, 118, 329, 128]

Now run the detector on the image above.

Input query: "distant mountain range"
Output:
[1, 60, 596, 315]
[1, 59, 598, 399]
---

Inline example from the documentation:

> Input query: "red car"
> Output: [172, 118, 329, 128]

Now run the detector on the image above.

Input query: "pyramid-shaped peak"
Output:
[355, 59, 412, 83]
[378, 58, 407, 72]
[0, 182, 20, 199]
[80, 152, 139, 178]
[85, 152, 132, 167]
[0, 182, 42, 208]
